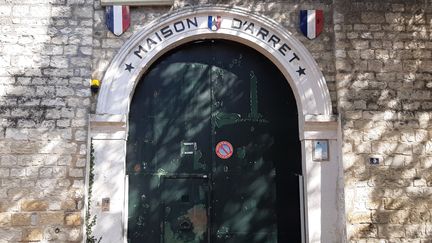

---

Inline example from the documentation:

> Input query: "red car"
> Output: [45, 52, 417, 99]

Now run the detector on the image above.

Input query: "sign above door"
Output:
[97, 6, 332, 117]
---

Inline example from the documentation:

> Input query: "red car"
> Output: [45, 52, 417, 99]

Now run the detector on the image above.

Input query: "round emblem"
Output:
[215, 141, 234, 159]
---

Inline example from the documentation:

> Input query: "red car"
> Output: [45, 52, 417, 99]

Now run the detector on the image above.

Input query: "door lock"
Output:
[179, 219, 192, 231]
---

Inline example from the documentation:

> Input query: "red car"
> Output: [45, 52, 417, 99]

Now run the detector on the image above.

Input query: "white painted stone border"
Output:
[91, 5, 345, 243]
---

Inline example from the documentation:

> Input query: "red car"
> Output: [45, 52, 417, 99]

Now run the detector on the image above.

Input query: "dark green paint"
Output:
[162, 177, 209, 243]
[127, 40, 302, 243]
[248, 71, 263, 121]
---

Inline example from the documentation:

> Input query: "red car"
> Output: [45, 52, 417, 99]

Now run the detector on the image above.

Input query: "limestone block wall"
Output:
[0, 0, 93, 242]
[334, 0, 432, 241]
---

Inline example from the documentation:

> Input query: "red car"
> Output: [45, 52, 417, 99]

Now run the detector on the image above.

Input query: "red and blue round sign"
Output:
[215, 141, 234, 159]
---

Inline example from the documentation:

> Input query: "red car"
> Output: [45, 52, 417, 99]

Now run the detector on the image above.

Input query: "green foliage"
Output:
[86, 139, 102, 243]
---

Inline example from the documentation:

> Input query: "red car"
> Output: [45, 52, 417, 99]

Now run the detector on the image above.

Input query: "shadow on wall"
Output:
[0, 0, 93, 242]
[335, 0, 432, 241]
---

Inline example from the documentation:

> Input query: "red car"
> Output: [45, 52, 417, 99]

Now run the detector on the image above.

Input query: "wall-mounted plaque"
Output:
[102, 198, 110, 212]
[313, 140, 329, 161]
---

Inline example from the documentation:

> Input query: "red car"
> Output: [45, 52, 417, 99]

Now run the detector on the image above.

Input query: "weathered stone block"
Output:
[377, 224, 405, 238]
[56, 86, 74, 97]
[57, 155, 72, 166]
[354, 142, 371, 153]
[71, 119, 87, 127]
[69, 168, 83, 177]
[384, 198, 410, 210]
[22, 228, 42, 241]
[0, 228, 22, 242]
[76, 88, 91, 97]
[0, 168, 9, 178]
[405, 224, 426, 238]
[0, 213, 11, 226]
[53, 166, 67, 178]
[65, 212, 81, 226]
[21, 200, 48, 211]
[0, 5, 12, 17]
[352, 40, 370, 50]
[360, 50, 374, 59]
[29, 5, 51, 18]
[5, 128, 28, 140]
[10, 168, 26, 177]
[71, 57, 91, 67]
[56, 119, 70, 127]
[61, 199, 77, 211]
[38, 212, 64, 225]
[50, 56, 69, 68]
[39, 167, 53, 178]
[347, 223, 377, 239]
[336, 60, 352, 72]
[11, 213, 31, 226]
[101, 38, 124, 49]
[12, 5, 29, 17]
[51, 6, 71, 17]
[75, 158, 86, 167]
[79, 46, 92, 55]
[367, 60, 383, 72]
[64, 45, 78, 55]
[1, 155, 17, 166]
[68, 227, 82, 241]
[60, 107, 75, 118]
[348, 211, 372, 224]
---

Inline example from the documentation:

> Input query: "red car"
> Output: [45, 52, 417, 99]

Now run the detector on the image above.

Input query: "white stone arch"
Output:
[90, 6, 344, 243]
[96, 6, 332, 118]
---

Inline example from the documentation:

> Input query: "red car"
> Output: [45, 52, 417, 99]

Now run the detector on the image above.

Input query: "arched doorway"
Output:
[126, 40, 302, 242]
[90, 6, 343, 243]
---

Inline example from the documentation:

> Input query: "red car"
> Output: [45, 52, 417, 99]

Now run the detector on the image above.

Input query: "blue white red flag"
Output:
[106, 5, 130, 36]
[208, 16, 221, 31]
[299, 10, 324, 39]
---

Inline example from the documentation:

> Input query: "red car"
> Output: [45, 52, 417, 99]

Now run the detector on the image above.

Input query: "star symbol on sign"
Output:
[125, 63, 134, 72]
[296, 66, 306, 76]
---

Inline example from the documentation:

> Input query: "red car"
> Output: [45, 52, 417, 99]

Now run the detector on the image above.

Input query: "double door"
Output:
[127, 40, 302, 243]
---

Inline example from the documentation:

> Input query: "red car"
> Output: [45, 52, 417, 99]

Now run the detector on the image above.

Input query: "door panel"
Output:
[128, 174, 162, 242]
[162, 177, 209, 243]
[211, 50, 279, 243]
[127, 40, 301, 243]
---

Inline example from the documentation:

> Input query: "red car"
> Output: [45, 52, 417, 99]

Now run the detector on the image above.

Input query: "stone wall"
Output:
[0, 0, 93, 241]
[1, 0, 432, 242]
[335, 0, 432, 241]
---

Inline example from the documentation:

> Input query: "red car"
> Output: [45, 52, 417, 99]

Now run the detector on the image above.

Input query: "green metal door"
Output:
[127, 40, 302, 243]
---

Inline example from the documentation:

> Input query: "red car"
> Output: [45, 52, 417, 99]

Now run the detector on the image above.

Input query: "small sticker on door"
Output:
[215, 141, 234, 159]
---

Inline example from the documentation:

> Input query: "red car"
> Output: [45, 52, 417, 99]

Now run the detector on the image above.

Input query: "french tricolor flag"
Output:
[106, 5, 130, 36]
[208, 16, 221, 31]
[300, 10, 324, 40]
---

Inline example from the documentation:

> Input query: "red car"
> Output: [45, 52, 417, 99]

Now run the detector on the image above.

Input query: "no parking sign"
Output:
[215, 141, 234, 159]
